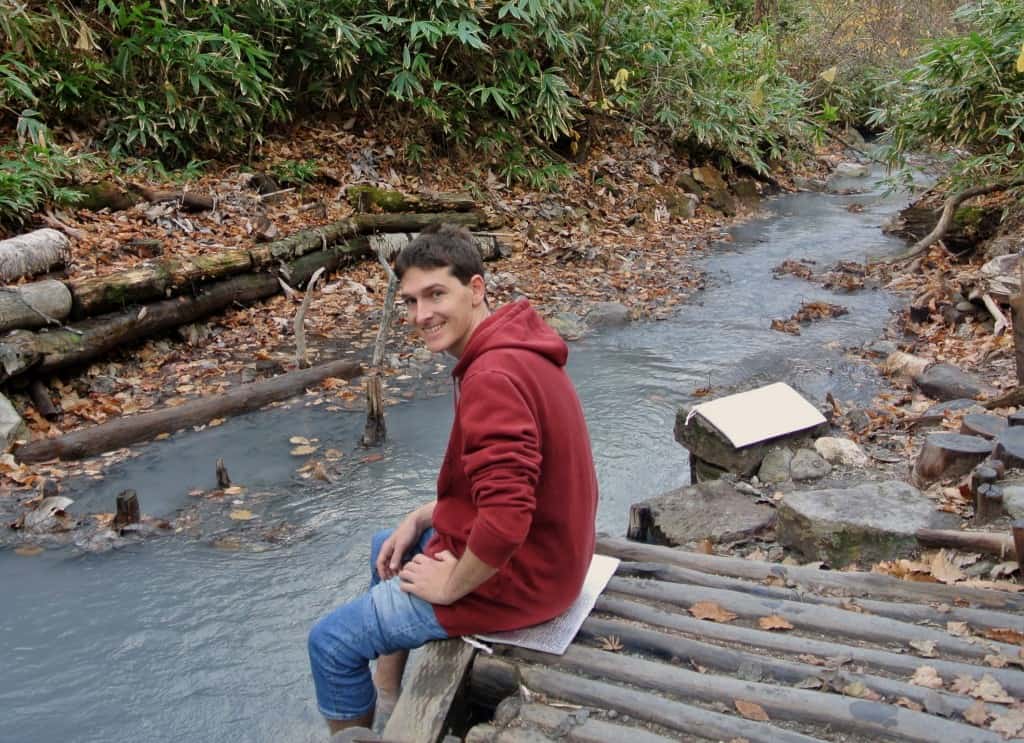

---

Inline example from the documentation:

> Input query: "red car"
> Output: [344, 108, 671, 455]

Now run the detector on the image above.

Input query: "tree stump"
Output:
[216, 458, 231, 488]
[975, 484, 1004, 525]
[28, 380, 59, 420]
[960, 413, 1007, 440]
[113, 489, 140, 530]
[994, 427, 1024, 468]
[913, 433, 992, 486]
[1009, 411, 1024, 427]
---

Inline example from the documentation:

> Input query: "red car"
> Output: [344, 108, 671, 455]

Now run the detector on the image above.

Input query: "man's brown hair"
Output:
[395, 223, 484, 285]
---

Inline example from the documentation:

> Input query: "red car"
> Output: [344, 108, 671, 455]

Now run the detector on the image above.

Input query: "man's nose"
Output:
[415, 303, 432, 325]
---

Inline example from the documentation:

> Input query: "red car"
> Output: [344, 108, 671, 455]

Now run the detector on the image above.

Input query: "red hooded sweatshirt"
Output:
[426, 301, 598, 636]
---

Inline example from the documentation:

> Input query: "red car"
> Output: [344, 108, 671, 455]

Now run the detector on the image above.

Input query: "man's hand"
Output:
[376, 502, 435, 580]
[398, 551, 460, 605]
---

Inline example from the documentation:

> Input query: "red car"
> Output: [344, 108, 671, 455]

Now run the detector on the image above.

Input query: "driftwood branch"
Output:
[294, 266, 326, 369]
[361, 249, 399, 447]
[13, 358, 361, 462]
[884, 179, 1024, 264]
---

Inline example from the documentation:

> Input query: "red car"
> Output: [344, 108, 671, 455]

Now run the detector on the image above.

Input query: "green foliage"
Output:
[0, 145, 91, 228]
[872, 0, 1024, 183]
[271, 159, 320, 186]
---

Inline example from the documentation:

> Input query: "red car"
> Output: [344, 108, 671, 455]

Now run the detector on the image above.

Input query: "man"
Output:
[308, 223, 598, 734]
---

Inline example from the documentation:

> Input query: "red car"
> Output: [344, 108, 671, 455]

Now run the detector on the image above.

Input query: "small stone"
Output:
[758, 447, 793, 484]
[834, 162, 870, 178]
[790, 448, 831, 481]
[914, 363, 993, 402]
[844, 409, 872, 434]
[814, 437, 868, 467]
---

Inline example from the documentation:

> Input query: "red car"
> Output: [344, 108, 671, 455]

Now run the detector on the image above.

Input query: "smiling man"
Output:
[307, 223, 599, 735]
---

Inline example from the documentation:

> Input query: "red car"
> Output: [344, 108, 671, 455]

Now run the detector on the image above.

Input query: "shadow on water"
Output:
[0, 169, 918, 742]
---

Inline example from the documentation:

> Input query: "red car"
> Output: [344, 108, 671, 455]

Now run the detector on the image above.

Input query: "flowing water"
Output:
[0, 170, 917, 743]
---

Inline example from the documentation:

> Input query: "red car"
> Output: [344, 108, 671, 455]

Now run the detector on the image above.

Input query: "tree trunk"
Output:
[1012, 263, 1024, 384]
[13, 358, 361, 462]
[0, 280, 72, 331]
[0, 247, 348, 384]
[0, 229, 70, 282]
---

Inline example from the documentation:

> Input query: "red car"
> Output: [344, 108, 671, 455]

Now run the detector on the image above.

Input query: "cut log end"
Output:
[114, 489, 140, 529]
[912, 433, 992, 486]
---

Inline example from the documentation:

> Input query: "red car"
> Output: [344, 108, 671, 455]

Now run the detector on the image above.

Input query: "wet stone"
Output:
[635, 479, 775, 546]
[790, 448, 831, 481]
[546, 312, 585, 341]
[914, 363, 993, 401]
[585, 302, 631, 329]
[834, 162, 871, 178]
[777, 481, 959, 567]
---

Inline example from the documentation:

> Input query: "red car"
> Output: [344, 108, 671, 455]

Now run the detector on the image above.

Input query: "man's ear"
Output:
[469, 274, 486, 306]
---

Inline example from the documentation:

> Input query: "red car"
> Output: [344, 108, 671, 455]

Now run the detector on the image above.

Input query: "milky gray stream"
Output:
[0, 170, 916, 742]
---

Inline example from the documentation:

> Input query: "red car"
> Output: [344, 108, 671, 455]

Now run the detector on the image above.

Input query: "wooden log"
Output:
[912, 433, 992, 486]
[983, 293, 1009, 336]
[596, 595, 1024, 698]
[517, 703, 680, 743]
[28, 379, 58, 420]
[383, 639, 475, 743]
[113, 489, 140, 529]
[215, 458, 230, 488]
[960, 413, 1008, 440]
[578, 616, 998, 718]
[128, 183, 214, 212]
[361, 249, 398, 447]
[985, 386, 1024, 410]
[1013, 266, 1024, 384]
[471, 656, 825, 743]
[975, 484, 1005, 525]
[916, 528, 1017, 560]
[597, 536, 1024, 611]
[509, 645, 1002, 743]
[0, 247, 348, 384]
[0, 229, 70, 282]
[0, 280, 72, 331]
[994, 426, 1024, 468]
[605, 576, 1022, 659]
[626, 503, 651, 542]
[347, 186, 478, 213]
[12, 358, 361, 463]
[615, 561, 1024, 632]
[1014, 521, 1024, 583]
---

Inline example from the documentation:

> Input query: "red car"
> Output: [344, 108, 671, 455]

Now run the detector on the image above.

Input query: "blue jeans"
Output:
[308, 528, 449, 720]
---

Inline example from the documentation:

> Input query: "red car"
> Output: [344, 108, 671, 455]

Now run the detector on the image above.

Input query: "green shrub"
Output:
[0, 145, 91, 229]
[872, 0, 1024, 183]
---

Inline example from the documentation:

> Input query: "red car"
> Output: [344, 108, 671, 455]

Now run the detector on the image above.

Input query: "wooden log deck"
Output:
[382, 536, 1024, 743]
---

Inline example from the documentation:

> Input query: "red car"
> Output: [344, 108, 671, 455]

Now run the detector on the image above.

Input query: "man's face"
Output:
[399, 266, 486, 357]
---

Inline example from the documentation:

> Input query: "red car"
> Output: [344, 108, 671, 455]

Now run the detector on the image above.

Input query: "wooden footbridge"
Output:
[381, 536, 1024, 743]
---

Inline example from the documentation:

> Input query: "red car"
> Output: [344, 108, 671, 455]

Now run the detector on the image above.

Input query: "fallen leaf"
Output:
[985, 628, 1024, 646]
[984, 655, 1009, 669]
[951, 675, 977, 695]
[311, 462, 331, 482]
[290, 444, 318, 456]
[361, 453, 385, 463]
[909, 640, 938, 657]
[895, 697, 923, 712]
[689, 601, 738, 623]
[842, 681, 881, 701]
[930, 549, 966, 584]
[324, 448, 344, 460]
[734, 700, 769, 722]
[947, 621, 971, 637]
[697, 538, 714, 555]
[971, 674, 1014, 703]
[991, 708, 1024, 738]
[758, 615, 794, 631]
[798, 654, 827, 666]
[962, 700, 990, 727]
[14, 545, 43, 556]
[910, 666, 943, 689]
[229, 509, 255, 521]
[289, 436, 311, 445]
[209, 417, 225, 427]
[224, 485, 245, 496]
[598, 635, 623, 652]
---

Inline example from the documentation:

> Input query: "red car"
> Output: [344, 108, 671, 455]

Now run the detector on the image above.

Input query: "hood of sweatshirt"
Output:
[451, 300, 567, 379]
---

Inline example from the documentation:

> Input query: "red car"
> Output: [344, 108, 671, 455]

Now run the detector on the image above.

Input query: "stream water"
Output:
[1, 169, 918, 743]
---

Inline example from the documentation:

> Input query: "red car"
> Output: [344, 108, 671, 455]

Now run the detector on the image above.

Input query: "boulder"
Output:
[814, 437, 868, 467]
[546, 312, 585, 341]
[675, 406, 827, 477]
[776, 481, 959, 566]
[692, 166, 736, 216]
[790, 448, 831, 481]
[793, 175, 827, 192]
[757, 447, 793, 484]
[833, 162, 870, 178]
[0, 393, 26, 451]
[732, 178, 761, 209]
[585, 302, 631, 329]
[913, 362, 993, 401]
[630, 480, 775, 546]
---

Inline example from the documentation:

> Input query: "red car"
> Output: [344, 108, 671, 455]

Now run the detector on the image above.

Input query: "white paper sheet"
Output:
[686, 381, 825, 448]
[472, 553, 620, 656]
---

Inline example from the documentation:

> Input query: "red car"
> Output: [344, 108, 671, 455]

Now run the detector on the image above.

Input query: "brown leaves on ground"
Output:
[689, 601, 738, 623]
[734, 700, 770, 721]
[985, 628, 1024, 646]
[910, 666, 944, 689]
[772, 259, 815, 280]
[909, 640, 938, 658]
[991, 708, 1024, 738]
[842, 681, 881, 701]
[757, 615, 794, 631]
[771, 300, 849, 334]
[950, 674, 1015, 703]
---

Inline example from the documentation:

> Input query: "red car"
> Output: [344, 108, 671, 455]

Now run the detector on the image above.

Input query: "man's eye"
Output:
[432, 291, 444, 300]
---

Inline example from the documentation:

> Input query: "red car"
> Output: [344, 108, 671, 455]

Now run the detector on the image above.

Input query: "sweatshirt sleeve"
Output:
[458, 370, 541, 569]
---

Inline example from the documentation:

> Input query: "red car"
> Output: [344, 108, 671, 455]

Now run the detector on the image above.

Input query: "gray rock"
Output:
[843, 409, 872, 434]
[776, 481, 959, 566]
[675, 406, 829, 477]
[733, 178, 761, 208]
[585, 302, 631, 329]
[692, 166, 736, 216]
[0, 393, 26, 451]
[793, 176, 828, 192]
[757, 447, 793, 484]
[1004, 486, 1024, 520]
[790, 448, 832, 481]
[834, 162, 870, 178]
[914, 363, 993, 401]
[634, 480, 775, 546]
[546, 312, 585, 341]
[691, 456, 729, 483]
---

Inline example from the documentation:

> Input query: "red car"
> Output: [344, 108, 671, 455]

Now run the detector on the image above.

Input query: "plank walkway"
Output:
[384, 536, 1024, 743]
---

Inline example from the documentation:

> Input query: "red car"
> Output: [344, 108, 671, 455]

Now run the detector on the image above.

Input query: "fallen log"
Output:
[508, 644, 1002, 743]
[606, 576, 1021, 659]
[347, 185, 477, 213]
[596, 536, 1024, 611]
[128, 183, 214, 212]
[28, 380, 58, 420]
[916, 528, 1017, 560]
[597, 595, 1024, 698]
[0, 280, 72, 331]
[0, 246, 349, 384]
[985, 386, 1024, 410]
[471, 656, 825, 743]
[0, 229, 70, 282]
[13, 357, 361, 462]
